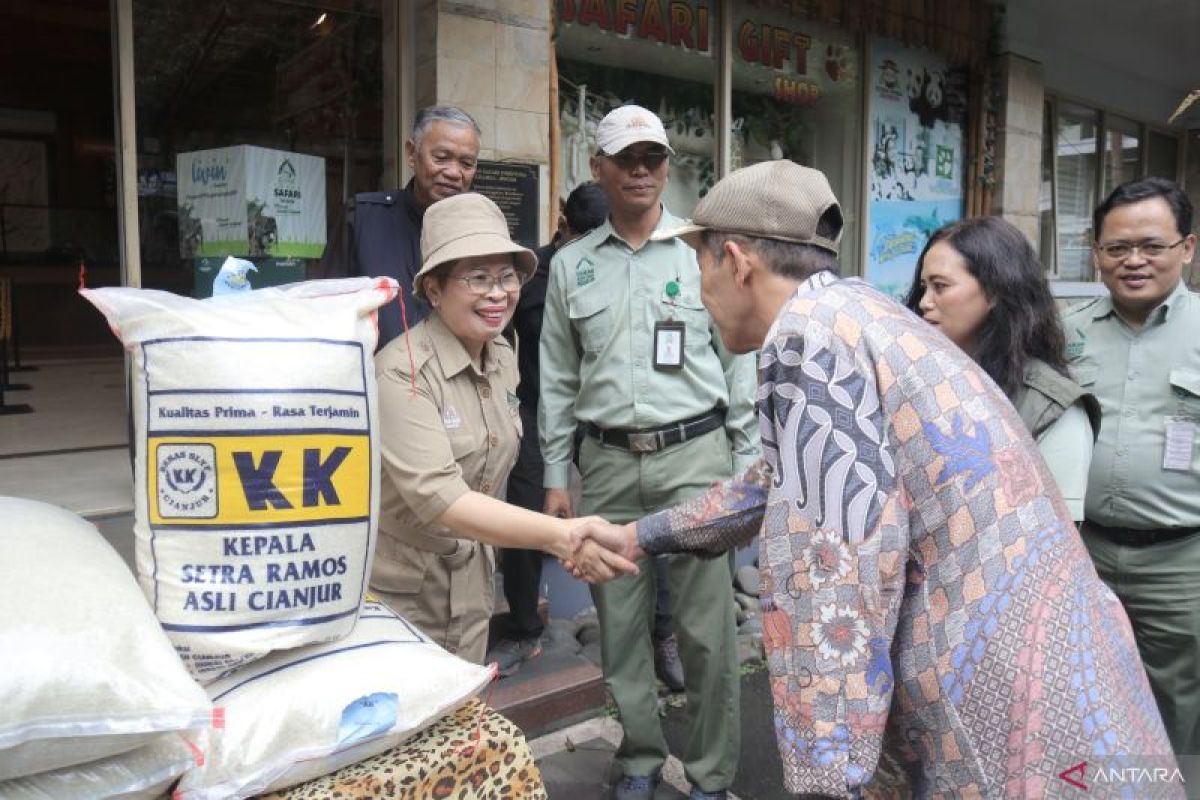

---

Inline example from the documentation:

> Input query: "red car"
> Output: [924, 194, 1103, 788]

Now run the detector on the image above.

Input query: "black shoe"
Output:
[653, 633, 685, 692]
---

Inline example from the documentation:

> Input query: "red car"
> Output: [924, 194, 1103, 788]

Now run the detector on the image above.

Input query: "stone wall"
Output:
[991, 53, 1044, 248]
[410, 0, 552, 240]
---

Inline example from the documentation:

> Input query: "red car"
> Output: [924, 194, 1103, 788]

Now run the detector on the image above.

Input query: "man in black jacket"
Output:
[350, 106, 480, 348]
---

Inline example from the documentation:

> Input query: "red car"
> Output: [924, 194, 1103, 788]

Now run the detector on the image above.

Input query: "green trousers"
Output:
[580, 427, 741, 792]
[1081, 524, 1200, 758]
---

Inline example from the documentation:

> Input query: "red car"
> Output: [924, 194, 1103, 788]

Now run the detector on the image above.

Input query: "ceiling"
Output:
[1001, 0, 1200, 127]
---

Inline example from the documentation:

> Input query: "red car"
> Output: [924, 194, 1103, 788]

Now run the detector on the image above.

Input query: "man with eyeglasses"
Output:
[1064, 176, 1200, 761]
[539, 106, 759, 800]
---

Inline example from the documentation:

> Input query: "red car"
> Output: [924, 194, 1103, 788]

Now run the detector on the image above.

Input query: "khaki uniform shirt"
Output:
[1064, 281, 1200, 529]
[371, 313, 520, 592]
[538, 207, 759, 489]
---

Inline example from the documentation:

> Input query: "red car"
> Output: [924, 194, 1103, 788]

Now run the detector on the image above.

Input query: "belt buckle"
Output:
[627, 431, 660, 453]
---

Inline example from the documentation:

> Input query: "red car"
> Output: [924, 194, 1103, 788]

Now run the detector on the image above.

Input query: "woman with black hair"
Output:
[904, 215, 1099, 521]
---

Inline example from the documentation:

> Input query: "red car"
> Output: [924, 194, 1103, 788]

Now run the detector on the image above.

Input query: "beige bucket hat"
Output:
[652, 160, 842, 254]
[413, 193, 537, 301]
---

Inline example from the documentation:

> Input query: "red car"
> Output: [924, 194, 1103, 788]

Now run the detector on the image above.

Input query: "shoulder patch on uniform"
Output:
[575, 257, 595, 288]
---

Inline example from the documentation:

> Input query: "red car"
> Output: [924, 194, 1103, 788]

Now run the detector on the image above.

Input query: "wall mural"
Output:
[865, 38, 967, 299]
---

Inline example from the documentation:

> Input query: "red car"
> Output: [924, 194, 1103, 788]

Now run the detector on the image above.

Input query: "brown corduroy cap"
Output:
[652, 161, 842, 254]
[413, 193, 537, 301]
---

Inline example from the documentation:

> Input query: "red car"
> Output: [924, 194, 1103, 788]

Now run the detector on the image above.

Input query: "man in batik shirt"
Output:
[572, 161, 1179, 798]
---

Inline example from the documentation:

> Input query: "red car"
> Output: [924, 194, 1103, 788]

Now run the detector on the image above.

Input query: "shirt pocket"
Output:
[568, 284, 613, 354]
[1168, 368, 1200, 419]
[664, 291, 712, 351]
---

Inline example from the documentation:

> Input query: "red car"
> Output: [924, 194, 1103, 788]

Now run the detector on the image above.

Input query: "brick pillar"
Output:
[421, 1, 552, 242]
[991, 53, 1044, 248]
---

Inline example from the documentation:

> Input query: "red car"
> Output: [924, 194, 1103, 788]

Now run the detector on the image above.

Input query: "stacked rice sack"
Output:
[80, 277, 402, 682]
[2, 276, 494, 798]
[0, 497, 210, 798]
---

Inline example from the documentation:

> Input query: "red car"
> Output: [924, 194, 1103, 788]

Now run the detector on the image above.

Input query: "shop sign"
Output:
[559, 0, 711, 50]
[864, 39, 966, 299]
[176, 145, 327, 260]
[559, 0, 825, 103]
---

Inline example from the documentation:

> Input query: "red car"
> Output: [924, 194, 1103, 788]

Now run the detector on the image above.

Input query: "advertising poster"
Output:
[177, 145, 326, 260]
[865, 39, 967, 299]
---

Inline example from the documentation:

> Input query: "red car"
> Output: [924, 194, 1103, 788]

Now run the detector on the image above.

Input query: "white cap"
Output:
[594, 105, 675, 156]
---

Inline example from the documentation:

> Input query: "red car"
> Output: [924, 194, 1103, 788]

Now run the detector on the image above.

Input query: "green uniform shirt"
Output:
[1035, 401, 1093, 522]
[538, 206, 759, 489]
[1064, 280, 1200, 529]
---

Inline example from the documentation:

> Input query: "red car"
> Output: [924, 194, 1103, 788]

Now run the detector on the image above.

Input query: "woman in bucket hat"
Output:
[369, 192, 636, 663]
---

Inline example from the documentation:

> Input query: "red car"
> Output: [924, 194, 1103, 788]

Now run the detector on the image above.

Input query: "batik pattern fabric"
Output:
[638, 272, 1180, 798]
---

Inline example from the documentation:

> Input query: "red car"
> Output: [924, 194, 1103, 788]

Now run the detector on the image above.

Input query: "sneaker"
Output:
[487, 636, 542, 677]
[653, 633, 685, 692]
[689, 789, 728, 800]
[610, 771, 661, 800]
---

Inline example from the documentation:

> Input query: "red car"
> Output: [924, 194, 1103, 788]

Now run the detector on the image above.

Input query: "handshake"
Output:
[559, 517, 644, 584]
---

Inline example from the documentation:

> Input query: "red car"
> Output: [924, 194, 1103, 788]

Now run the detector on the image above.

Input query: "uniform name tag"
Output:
[653, 320, 685, 371]
[1163, 416, 1195, 472]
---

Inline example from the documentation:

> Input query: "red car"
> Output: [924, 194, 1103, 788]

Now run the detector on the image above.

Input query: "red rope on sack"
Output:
[459, 672, 499, 759]
[396, 285, 417, 398]
[77, 258, 87, 290]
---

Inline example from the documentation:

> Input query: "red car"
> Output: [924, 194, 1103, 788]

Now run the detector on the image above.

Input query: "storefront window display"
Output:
[557, 1, 716, 217]
[556, 0, 860, 257]
[131, 0, 383, 295]
[729, 6, 862, 270]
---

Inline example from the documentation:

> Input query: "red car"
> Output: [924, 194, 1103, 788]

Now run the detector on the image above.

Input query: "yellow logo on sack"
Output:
[150, 434, 369, 525]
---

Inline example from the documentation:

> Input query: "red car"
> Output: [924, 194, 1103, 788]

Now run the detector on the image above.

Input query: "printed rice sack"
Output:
[0, 734, 196, 800]
[0, 497, 211, 781]
[81, 277, 398, 682]
[175, 599, 494, 799]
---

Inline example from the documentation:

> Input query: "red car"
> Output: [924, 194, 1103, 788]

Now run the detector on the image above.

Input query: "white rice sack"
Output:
[0, 734, 196, 800]
[175, 599, 495, 800]
[81, 278, 398, 682]
[0, 498, 211, 781]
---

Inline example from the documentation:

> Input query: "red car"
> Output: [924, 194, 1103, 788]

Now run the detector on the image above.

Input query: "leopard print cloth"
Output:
[262, 699, 547, 799]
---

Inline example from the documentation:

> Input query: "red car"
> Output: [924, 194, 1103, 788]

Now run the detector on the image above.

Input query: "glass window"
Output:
[1147, 129, 1180, 180]
[1052, 102, 1099, 281]
[132, 0, 383, 296]
[1041, 98, 1182, 283]
[730, 9, 861, 269]
[556, 4, 715, 217]
[1102, 114, 1141, 196]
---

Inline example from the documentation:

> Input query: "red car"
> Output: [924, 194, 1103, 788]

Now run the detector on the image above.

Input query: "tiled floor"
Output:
[0, 358, 133, 515]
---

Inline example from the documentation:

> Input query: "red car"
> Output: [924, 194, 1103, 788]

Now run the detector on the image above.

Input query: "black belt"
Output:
[585, 409, 726, 453]
[1083, 520, 1200, 547]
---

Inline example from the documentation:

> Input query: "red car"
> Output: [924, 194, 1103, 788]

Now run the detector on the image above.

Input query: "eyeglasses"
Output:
[1095, 239, 1187, 260]
[455, 270, 522, 294]
[604, 149, 669, 171]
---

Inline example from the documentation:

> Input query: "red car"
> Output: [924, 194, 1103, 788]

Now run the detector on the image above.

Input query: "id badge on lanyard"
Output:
[653, 320, 685, 371]
[654, 279, 685, 371]
[1163, 416, 1196, 472]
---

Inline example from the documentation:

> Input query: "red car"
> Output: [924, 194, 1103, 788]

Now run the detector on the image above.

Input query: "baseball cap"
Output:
[594, 105, 675, 156]
[414, 193, 537, 301]
[652, 161, 842, 254]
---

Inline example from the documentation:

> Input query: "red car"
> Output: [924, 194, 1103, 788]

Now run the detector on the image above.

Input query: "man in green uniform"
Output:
[1065, 176, 1199, 760]
[538, 105, 759, 800]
